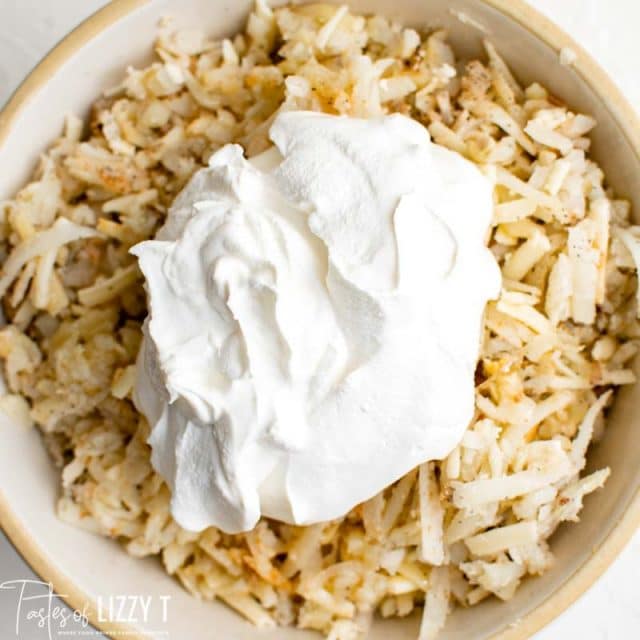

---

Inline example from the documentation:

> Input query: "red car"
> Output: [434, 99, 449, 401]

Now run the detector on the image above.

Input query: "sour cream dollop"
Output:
[131, 111, 500, 534]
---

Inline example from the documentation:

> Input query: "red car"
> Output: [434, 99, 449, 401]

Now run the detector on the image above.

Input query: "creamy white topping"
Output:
[131, 111, 500, 534]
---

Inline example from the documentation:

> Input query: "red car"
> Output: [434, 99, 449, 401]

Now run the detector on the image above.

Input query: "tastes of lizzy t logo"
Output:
[0, 579, 171, 638]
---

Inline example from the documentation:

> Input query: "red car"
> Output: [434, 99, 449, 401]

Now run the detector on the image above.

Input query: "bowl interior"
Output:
[0, 1, 639, 639]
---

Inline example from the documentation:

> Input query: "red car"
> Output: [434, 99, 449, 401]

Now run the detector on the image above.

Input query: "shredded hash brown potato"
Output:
[1, 3, 639, 638]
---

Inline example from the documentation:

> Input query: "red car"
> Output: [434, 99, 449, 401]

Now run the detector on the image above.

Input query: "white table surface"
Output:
[0, 1, 638, 639]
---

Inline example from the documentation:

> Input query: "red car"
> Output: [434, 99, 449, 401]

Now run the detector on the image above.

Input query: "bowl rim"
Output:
[0, 1, 639, 638]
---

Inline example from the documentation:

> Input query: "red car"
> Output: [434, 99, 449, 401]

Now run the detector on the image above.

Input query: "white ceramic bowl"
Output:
[1, 1, 639, 638]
